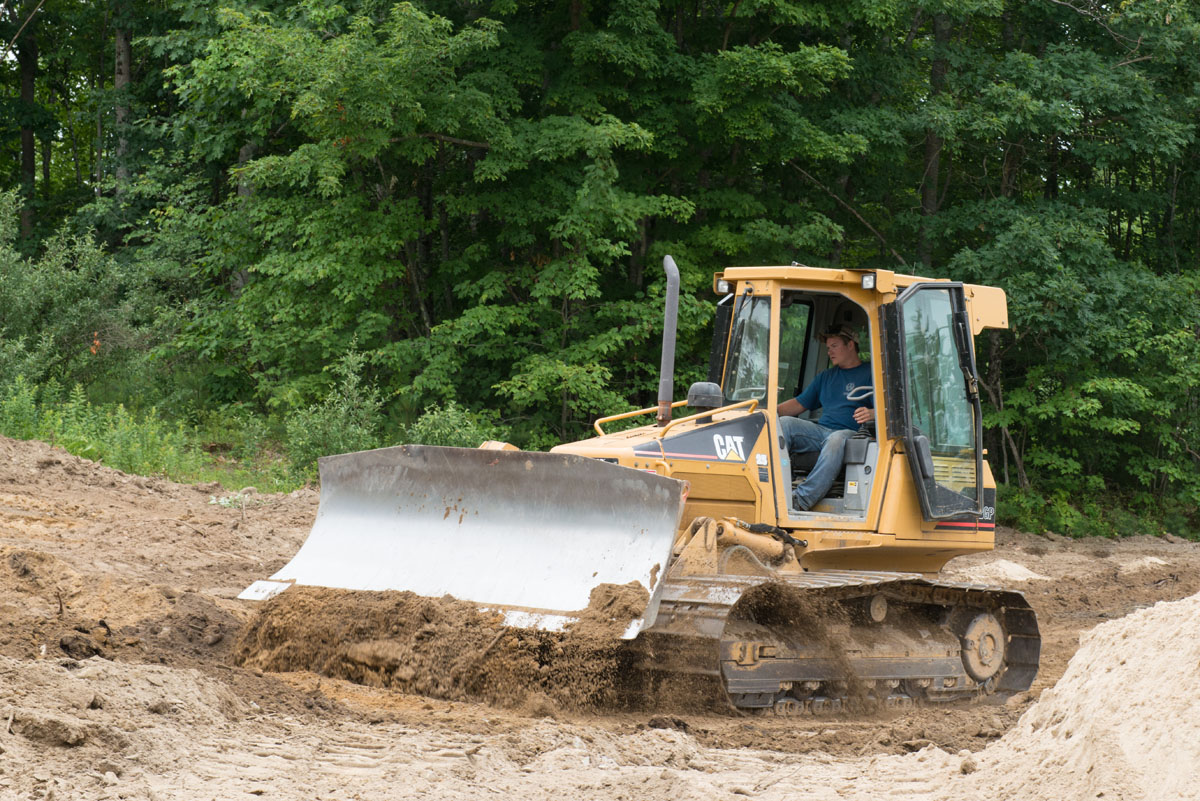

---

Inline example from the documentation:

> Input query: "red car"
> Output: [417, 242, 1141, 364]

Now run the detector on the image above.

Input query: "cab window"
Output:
[723, 297, 770, 403]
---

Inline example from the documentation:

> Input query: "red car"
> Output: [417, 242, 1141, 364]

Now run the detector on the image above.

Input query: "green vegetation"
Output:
[0, 375, 296, 490]
[284, 350, 384, 480]
[1, 0, 1198, 536]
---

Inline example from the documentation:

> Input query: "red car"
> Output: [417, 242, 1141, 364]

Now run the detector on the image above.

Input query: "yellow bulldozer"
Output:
[241, 257, 1040, 714]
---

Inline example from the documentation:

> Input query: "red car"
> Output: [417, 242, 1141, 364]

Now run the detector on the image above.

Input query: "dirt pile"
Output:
[955, 591, 1200, 800]
[569, 580, 650, 640]
[233, 584, 650, 713]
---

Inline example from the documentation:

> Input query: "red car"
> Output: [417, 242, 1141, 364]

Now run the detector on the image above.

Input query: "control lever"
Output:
[846, 385, 875, 436]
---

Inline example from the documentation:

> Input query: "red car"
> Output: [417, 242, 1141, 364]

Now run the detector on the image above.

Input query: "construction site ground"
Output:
[1, 434, 1197, 800]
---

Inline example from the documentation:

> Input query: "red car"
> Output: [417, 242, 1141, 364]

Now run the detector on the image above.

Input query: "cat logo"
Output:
[713, 434, 746, 461]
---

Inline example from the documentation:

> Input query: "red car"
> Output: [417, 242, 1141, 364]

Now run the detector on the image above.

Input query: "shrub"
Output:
[285, 351, 383, 478]
[0, 375, 40, 440]
[196, 404, 275, 461]
[404, 400, 507, 448]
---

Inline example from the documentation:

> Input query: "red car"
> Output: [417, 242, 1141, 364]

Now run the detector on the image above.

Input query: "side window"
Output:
[723, 297, 771, 402]
[776, 295, 812, 403]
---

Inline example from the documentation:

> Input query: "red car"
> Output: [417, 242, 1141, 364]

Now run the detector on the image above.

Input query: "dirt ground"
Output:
[1, 434, 1197, 800]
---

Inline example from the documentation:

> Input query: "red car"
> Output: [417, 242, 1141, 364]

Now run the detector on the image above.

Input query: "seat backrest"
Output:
[789, 432, 874, 473]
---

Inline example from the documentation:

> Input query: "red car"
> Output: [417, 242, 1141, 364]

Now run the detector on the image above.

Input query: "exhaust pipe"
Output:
[657, 255, 680, 426]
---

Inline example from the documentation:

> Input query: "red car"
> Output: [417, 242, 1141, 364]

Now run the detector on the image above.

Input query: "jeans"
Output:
[778, 416, 854, 511]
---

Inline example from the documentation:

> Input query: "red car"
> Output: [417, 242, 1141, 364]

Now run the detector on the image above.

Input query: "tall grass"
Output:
[0, 368, 507, 493]
[0, 376, 299, 492]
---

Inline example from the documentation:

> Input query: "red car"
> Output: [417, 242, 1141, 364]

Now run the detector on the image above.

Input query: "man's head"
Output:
[819, 324, 862, 369]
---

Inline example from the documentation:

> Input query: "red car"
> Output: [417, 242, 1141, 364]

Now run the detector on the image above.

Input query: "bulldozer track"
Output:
[638, 570, 1040, 716]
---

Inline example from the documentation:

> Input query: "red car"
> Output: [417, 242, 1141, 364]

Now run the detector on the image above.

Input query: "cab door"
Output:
[880, 283, 983, 519]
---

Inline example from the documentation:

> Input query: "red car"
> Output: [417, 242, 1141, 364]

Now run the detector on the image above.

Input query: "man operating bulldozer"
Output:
[777, 324, 875, 511]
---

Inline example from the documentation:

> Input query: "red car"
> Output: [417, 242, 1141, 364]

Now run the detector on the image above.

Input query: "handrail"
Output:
[657, 399, 759, 438]
[594, 397, 761, 437]
[594, 400, 688, 436]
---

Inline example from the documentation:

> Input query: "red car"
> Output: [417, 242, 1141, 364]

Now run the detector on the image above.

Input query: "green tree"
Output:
[0, 0, 1197, 531]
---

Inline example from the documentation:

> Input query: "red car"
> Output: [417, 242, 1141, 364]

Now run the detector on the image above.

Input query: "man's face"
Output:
[825, 335, 858, 368]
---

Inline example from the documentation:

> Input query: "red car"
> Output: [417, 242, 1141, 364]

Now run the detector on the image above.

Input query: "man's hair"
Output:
[818, 324, 859, 346]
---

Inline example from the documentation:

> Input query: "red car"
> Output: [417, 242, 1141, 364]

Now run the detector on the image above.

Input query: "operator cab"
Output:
[711, 286, 880, 522]
[707, 264, 995, 533]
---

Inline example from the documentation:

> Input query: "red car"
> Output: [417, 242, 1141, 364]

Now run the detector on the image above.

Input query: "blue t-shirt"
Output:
[795, 362, 874, 431]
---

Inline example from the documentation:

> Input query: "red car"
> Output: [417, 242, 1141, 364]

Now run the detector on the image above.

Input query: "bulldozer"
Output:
[241, 257, 1040, 715]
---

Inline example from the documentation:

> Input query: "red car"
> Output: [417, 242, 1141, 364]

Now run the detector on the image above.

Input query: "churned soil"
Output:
[1, 433, 1199, 800]
[232, 583, 647, 715]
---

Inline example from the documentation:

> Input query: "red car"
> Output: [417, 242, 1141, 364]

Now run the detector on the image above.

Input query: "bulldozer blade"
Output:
[239, 445, 686, 638]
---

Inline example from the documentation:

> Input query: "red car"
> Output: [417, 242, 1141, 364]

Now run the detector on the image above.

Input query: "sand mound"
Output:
[949, 558, 1048, 583]
[953, 592, 1200, 800]
[1118, 555, 1169, 574]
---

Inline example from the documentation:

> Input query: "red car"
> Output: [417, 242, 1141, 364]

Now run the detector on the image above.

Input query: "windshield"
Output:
[723, 296, 771, 403]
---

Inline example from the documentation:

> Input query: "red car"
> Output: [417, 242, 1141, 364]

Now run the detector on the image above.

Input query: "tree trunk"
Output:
[114, 22, 132, 187]
[415, 165, 435, 324]
[1165, 164, 1179, 270]
[1044, 136, 1059, 200]
[17, 27, 38, 238]
[439, 200, 454, 315]
[1000, 141, 1022, 198]
[94, 6, 109, 189]
[629, 217, 648, 288]
[831, 173, 854, 264]
[236, 141, 256, 197]
[69, 112, 82, 187]
[918, 14, 951, 268]
[406, 162, 434, 340]
[226, 129, 258, 296]
[1123, 173, 1137, 259]
[405, 252, 433, 336]
[41, 134, 51, 200]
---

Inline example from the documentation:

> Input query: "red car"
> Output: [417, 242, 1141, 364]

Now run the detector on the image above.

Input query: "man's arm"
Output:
[778, 398, 806, 417]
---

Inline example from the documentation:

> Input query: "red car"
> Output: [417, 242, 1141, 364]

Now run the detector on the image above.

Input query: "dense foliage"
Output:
[1, 0, 1198, 534]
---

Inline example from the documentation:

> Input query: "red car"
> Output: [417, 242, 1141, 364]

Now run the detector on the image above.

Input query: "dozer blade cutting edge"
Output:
[239, 445, 687, 639]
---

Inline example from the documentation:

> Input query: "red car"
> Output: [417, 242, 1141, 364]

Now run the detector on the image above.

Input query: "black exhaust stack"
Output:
[657, 255, 680, 427]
